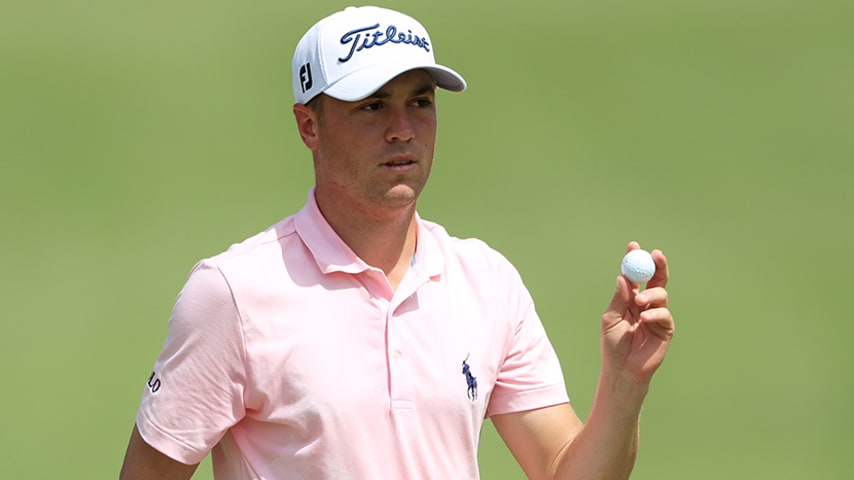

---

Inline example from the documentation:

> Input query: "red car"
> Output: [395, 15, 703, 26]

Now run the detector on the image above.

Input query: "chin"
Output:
[381, 185, 421, 204]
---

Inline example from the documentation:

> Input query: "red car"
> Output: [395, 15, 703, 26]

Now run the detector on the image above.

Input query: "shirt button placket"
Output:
[387, 306, 414, 410]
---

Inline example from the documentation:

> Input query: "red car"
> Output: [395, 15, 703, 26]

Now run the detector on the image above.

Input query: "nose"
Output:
[385, 107, 416, 143]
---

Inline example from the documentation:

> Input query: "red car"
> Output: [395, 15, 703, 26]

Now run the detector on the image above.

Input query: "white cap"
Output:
[292, 6, 467, 104]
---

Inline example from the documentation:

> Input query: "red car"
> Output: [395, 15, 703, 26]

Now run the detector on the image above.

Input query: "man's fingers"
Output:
[647, 249, 670, 289]
[625, 241, 641, 254]
[603, 276, 631, 327]
[635, 286, 668, 308]
[639, 307, 675, 339]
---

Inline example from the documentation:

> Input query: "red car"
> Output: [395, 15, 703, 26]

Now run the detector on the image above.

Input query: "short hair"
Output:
[304, 93, 325, 118]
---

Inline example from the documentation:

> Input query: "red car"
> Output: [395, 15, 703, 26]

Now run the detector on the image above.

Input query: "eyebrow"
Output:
[370, 82, 437, 99]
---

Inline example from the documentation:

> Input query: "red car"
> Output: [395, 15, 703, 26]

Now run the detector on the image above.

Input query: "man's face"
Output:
[309, 69, 438, 214]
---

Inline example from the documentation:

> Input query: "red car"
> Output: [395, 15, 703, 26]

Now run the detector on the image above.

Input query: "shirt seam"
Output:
[213, 265, 253, 413]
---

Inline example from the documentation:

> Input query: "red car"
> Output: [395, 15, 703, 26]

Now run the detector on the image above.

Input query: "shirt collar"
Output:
[293, 188, 370, 275]
[293, 188, 445, 278]
[410, 216, 445, 279]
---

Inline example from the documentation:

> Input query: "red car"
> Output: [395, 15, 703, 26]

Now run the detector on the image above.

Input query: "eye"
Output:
[412, 97, 433, 108]
[360, 101, 383, 111]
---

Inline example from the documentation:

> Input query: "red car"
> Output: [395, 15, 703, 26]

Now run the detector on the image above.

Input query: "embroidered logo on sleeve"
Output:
[147, 371, 161, 393]
[461, 355, 477, 401]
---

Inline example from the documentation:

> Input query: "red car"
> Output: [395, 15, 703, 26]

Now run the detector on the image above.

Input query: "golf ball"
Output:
[621, 249, 656, 284]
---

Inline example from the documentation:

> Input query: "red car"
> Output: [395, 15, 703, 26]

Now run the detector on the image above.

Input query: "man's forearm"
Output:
[554, 371, 648, 479]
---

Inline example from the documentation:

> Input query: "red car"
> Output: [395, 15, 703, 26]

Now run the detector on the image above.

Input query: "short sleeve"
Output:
[485, 259, 569, 417]
[135, 261, 248, 464]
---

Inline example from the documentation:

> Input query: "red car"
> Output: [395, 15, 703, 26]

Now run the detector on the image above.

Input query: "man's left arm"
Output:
[493, 243, 674, 480]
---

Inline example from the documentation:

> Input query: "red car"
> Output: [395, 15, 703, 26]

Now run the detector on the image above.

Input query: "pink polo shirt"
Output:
[136, 190, 569, 479]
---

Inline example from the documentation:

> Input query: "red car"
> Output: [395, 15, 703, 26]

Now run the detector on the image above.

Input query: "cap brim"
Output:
[323, 63, 466, 102]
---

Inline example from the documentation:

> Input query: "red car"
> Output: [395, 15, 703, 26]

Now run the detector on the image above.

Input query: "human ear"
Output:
[293, 103, 320, 151]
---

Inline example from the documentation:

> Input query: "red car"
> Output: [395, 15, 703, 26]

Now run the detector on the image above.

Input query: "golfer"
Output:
[120, 6, 674, 479]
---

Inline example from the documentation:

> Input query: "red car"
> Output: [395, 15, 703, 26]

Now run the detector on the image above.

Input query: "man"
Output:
[120, 6, 674, 479]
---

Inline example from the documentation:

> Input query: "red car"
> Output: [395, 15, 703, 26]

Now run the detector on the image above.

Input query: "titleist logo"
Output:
[338, 23, 430, 63]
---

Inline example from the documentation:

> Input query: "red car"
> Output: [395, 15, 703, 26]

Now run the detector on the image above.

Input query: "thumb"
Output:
[602, 276, 631, 327]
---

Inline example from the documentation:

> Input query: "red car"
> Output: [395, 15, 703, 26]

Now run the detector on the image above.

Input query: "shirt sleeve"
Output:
[485, 256, 570, 417]
[135, 260, 248, 465]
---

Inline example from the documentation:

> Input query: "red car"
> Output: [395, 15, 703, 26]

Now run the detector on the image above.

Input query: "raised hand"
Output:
[601, 242, 675, 386]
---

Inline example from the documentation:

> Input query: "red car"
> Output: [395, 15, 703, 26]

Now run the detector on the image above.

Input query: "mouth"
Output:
[383, 159, 416, 166]
[380, 155, 418, 171]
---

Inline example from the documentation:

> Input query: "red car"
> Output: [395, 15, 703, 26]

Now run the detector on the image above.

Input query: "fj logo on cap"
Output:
[299, 63, 313, 93]
[338, 23, 430, 63]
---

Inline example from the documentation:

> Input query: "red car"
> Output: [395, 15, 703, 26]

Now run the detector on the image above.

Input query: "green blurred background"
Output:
[2, 0, 852, 478]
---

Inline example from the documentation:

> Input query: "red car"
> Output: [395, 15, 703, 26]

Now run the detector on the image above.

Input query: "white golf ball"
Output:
[621, 249, 656, 284]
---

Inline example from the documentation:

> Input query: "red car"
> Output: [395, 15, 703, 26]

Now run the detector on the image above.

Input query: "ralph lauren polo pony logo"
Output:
[461, 355, 477, 401]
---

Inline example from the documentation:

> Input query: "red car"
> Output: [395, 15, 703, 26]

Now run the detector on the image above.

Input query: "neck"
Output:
[314, 190, 418, 289]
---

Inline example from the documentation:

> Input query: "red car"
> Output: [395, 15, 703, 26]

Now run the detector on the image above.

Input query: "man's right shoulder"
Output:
[199, 215, 300, 269]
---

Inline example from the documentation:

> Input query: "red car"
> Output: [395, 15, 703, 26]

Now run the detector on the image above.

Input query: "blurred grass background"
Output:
[1, 0, 852, 478]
